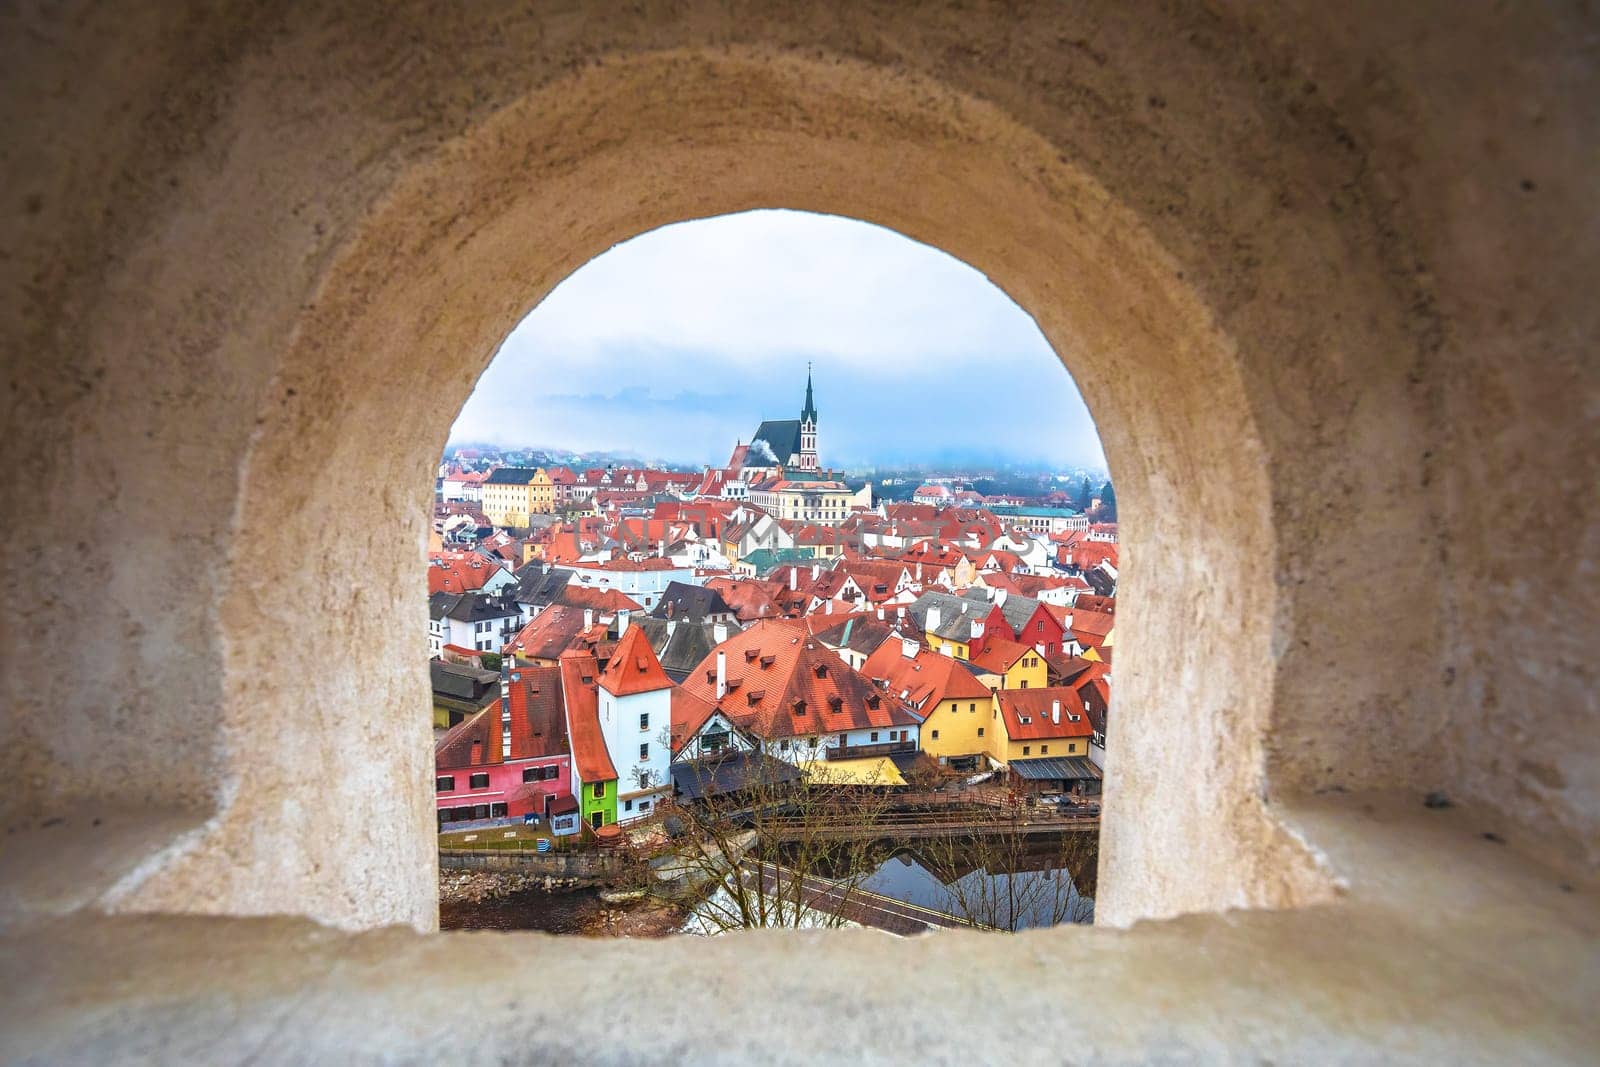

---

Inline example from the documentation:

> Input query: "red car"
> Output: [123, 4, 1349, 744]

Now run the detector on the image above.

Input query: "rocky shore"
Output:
[439, 868, 586, 906]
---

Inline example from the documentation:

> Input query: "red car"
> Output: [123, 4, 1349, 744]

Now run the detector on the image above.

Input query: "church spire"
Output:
[801, 362, 817, 425]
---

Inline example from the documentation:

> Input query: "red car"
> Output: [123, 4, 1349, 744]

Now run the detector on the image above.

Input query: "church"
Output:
[728, 367, 820, 478]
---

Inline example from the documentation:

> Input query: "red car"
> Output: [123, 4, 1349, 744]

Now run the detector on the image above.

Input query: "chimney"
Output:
[667, 618, 679, 638]
[927, 606, 941, 632]
[825, 599, 833, 615]
[995, 588, 1007, 606]
[811, 564, 819, 580]
[616, 608, 630, 636]
[790, 568, 798, 591]
[713, 621, 728, 644]
[876, 606, 884, 620]
[1052, 700, 1061, 724]
[583, 608, 594, 630]
[716, 650, 727, 700]
[901, 637, 919, 659]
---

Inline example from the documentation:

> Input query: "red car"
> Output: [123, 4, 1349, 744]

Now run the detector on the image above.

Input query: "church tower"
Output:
[799, 365, 819, 471]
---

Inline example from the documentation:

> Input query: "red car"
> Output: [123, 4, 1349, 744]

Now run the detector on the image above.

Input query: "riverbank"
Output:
[439, 869, 685, 936]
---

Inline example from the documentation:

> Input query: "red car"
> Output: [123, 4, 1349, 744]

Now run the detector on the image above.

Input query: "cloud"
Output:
[453, 210, 1105, 468]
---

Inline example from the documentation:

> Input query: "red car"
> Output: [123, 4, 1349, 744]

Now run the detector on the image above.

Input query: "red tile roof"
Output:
[435, 706, 500, 771]
[559, 650, 615, 783]
[670, 687, 722, 752]
[968, 637, 1033, 674]
[505, 665, 569, 759]
[861, 638, 992, 709]
[556, 585, 644, 613]
[679, 619, 921, 740]
[996, 687, 1096, 741]
[598, 625, 674, 696]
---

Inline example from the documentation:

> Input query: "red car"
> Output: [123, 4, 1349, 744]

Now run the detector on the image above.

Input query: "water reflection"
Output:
[858, 848, 1094, 929]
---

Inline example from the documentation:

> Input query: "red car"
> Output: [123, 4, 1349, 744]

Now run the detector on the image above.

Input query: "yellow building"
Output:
[860, 637, 996, 767]
[967, 638, 1048, 692]
[747, 471, 857, 525]
[990, 687, 1095, 764]
[481, 467, 543, 527]
[528, 468, 556, 514]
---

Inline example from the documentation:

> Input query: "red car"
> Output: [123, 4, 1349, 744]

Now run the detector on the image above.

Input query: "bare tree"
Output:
[656, 749, 899, 932]
[912, 804, 1097, 930]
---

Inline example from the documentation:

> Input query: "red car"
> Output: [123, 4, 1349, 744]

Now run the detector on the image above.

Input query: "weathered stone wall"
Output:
[1, 1, 1594, 937]
[438, 849, 619, 882]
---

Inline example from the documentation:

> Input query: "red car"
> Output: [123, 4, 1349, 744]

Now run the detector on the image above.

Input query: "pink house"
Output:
[434, 665, 573, 828]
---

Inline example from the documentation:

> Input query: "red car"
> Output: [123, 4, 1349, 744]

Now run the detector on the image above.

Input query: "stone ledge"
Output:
[1, 793, 1593, 1064]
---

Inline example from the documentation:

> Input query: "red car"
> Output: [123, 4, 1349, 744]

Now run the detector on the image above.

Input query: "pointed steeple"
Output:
[801, 362, 818, 425]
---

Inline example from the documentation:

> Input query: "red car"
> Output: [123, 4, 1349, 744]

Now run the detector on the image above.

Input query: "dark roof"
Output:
[483, 467, 542, 485]
[671, 750, 802, 802]
[750, 419, 802, 463]
[962, 588, 1042, 634]
[813, 617, 894, 657]
[430, 659, 500, 703]
[1006, 756, 1102, 781]
[512, 563, 573, 606]
[630, 616, 743, 681]
[429, 591, 522, 623]
[649, 581, 735, 623]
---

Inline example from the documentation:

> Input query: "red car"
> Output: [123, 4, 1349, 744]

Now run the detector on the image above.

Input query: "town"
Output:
[429, 372, 1118, 934]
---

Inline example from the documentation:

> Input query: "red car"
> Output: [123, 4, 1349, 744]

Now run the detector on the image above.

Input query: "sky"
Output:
[451, 210, 1105, 471]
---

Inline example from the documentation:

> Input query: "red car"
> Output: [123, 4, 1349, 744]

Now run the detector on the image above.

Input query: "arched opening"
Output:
[95, 47, 1345, 932]
[431, 208, 1116, 933]
[8, 4, 1597, 1059]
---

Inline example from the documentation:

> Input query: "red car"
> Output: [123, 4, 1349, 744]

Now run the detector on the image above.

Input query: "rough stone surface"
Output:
[0, 0, 1594, 1010]
[2, 795, 1595, 1063]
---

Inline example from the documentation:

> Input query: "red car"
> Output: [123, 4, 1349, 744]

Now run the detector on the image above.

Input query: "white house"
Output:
[596, 625, 676, 821]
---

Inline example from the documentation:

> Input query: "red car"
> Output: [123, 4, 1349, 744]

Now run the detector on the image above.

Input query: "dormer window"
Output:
[793, 700, 807, 716]
[813, 663, 828, 679]
[744, 649, 760, 663]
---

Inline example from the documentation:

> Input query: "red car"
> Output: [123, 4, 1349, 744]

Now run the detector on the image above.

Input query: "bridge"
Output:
[755, 807, 1098, 843]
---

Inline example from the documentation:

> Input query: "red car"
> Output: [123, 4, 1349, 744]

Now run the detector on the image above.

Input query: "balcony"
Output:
[824, 740, 916, 761]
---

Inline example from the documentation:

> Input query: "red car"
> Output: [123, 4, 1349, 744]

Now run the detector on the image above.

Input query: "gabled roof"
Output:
[598, 625, 674, 696]
[631, 616, 743, 681]
[504, 665, 569, 759]
[678, 619, 921, 741]
[429, 591, 521, 624]
[435, 706, 499, 770]
[969, 637, 1032, 674]
[505, 605, 606, 662]
[650, 581, 735, 622]
[511, 562, 573, 606]
[483, 467, 543, 486]
[429, 659, 500, 704]
[559, 651, 615, 782]
[812, 616, 896, 658]
[861, 637, 992, 709]
[996, 687, 1096, 741]
[556, 585, 644, 613]
[749, 419, 802, 463]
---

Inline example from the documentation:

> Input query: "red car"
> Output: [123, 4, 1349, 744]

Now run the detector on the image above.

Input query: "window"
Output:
[977, 727, 985, 737]
[1023, 746, 1031, 755]
[969, 702, 976, 712]
[592, 781, 604, 798]
[931, 729, 940, 740]
[639, 712, 649, 731]
[1038, 621, 1044, 632]
[639, 742, 649, 761]
[1020, 680, 1029, 689]
[1041, 745, 1049, 754]
[639, 800, 651, 813]
[435, 776, 455, 792]
[469, 772, 489, 789]
[490, 802, 508, 818]
[870, 732, 879, 742]
[522, 766, 557, 783]
[624, 798, 633, 812]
